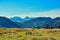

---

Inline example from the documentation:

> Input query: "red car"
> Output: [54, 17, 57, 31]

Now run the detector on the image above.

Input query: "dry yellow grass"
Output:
[0, 28, 60, 40]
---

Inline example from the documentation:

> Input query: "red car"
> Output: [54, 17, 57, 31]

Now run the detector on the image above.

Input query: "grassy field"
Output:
[0, 28, 60, 40]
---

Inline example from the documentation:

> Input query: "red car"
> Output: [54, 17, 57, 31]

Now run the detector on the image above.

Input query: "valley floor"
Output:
[0, 28, 60, 40]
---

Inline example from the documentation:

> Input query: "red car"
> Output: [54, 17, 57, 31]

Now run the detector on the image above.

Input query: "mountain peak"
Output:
[24, 16, 31, 20]
[0, 16, 21, 28]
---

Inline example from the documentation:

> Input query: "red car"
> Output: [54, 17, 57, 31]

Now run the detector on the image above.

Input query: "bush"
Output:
[32, 37, 40, 40]
[33, 26, 40, 29]
[45, 24, 50, 29]
[49, 38, 56, 40]
[25, 31, 33, 35]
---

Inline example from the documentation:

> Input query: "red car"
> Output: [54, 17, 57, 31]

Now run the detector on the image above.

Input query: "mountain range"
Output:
[10, 16, 31, 23]
[0, 16, 20, 28]
[0, 16, 60, 28]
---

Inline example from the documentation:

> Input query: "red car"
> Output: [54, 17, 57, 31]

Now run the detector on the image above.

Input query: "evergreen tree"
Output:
[57, 25, 60, 28]
[45, 23, 50, 29]
[33, 26, 40, 29]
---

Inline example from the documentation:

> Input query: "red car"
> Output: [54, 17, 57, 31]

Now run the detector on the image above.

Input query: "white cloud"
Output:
[23, 8, 60, 18]
[1, 8, 60, 18]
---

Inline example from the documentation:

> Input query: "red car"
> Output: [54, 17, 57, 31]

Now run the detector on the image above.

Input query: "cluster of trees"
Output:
[33, 23, 60, 29]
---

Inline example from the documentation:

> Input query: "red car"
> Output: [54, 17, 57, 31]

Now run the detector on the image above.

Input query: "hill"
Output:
[0, 16, 21, 28]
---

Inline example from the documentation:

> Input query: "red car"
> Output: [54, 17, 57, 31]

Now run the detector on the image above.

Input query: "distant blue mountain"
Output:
[24, 16, 31, 21]
[20, 17, 54, 28]
[10, 16, 24, 23]
[10, 16, 31, 23]
[19, 17, 60, 28]
[53, 17, 60, 27]
[0, 16, 60, 28]
[54, 17, 60, 21]
[0, 16, 22, 28]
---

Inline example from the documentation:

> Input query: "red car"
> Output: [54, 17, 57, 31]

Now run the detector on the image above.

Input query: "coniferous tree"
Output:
[57, 24, 60, 28]
[34, 26, 40, 29]
[45, 23, 50, 29]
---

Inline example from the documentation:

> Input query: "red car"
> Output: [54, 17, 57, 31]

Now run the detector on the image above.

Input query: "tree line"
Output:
[33, 23, 60, 29]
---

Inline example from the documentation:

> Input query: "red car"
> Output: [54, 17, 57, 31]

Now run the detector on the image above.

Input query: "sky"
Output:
[0, 0, 60, 18]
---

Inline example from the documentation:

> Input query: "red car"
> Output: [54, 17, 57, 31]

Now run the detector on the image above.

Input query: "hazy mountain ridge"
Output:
[0, 16, 60, 28]
[10, 16, 31, 23]
[0, 16, 21, 28]
[24, 17, 60, 28]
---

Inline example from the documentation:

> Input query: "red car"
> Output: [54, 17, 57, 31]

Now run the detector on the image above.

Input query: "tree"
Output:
[57, 25, 60, 28]
[35, 26, 40, 29]
[45, 23, 50, 29]
[33, 26, 40, 29]
[45, 23, 54, 29]
[50, 26, 54, 29]
[33, 22, 40, 29]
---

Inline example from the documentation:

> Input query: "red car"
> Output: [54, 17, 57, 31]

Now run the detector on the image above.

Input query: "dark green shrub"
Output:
[25, 32, 32, 35]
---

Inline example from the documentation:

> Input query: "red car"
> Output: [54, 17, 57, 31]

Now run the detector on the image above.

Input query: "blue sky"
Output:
[0, 0, 60, 18]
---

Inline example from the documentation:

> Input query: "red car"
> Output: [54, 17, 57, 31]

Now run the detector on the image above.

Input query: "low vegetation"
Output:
[0, 28, 60, 40]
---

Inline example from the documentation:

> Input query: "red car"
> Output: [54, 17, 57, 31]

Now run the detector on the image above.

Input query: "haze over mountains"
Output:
[0, 16, 60, 28]
[10, 16, 31, 23]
